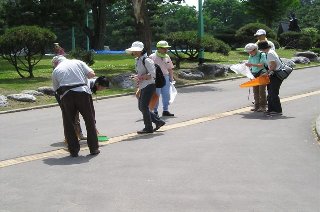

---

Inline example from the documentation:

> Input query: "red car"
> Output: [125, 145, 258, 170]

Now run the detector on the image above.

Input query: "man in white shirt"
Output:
[52, 56, 100, 157]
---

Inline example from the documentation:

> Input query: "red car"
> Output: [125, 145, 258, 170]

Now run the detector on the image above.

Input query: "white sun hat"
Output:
[244, 43, 258, 52]
[156, 40, 171, 48]
[125, 41, 144, 54]
[254, 29, 266, 36]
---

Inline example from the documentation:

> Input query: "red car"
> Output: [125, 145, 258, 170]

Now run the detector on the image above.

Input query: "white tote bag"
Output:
[169, 82, 177, 104]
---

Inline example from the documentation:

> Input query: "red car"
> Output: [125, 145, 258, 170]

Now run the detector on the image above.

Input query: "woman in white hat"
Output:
[149, 40, 175, 117]
[126, 41, 165, 134]
[244, 43, 268, 112]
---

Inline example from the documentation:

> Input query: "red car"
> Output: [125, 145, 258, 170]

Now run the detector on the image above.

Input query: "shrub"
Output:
[301, 27, 318, 45]
[0, 25, 56, 78]
[214, 29, 237, 49]
[69, 48, 95, 66]
[279, 31, 313, 49]
[166, 31, 230, 61]
[235, 23, 276, 47]
[298, 35, 313, 50]
[310, 48, 320, 54]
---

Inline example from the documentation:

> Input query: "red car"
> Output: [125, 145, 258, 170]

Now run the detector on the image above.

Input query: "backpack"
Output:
[142, 57, 166, 88]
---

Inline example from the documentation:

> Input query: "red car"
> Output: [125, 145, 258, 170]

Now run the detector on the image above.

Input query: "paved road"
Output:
[1, 67, 320, 211]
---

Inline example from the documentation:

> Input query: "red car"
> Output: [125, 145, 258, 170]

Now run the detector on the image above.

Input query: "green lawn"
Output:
[0, 49, 318, 111]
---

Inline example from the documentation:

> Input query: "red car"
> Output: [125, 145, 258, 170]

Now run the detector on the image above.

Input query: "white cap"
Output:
[244, 43, 258, 52]
[125, 41, 144, 54]
[254, 29, 266, 36]
[52, 55, 66, 68]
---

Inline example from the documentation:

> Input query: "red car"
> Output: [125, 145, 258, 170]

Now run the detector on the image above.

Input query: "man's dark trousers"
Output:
[61, 91, 99, 155]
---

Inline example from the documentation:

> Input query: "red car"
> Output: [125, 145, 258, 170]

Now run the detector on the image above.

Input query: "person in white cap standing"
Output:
[254, 29, 275, 51]
[244, 43, 268, 112]
[126, 41, 165, 134]
[149, 40, 175, 117]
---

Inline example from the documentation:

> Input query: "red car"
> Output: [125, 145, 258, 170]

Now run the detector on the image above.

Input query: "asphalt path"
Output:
[1, 67, 320, 211]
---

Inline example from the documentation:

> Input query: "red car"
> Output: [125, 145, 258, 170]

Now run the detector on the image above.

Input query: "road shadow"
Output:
[43, 155, 93, 166]
[50, 141, 87, 148]
[178, 85, 221, 94]
[239, 112, 294, 120]
[122, 132, 164, 142]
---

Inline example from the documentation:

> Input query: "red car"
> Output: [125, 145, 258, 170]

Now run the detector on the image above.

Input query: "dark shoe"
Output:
[90, 149, 100, 155]
[162, 111, 174, 116]
[269, 111, 282, 116]
[154, 121, 165, 131]
[137, 128, 154, 134]
[153, 111, 160, 118]
[70, 152, 79, 157]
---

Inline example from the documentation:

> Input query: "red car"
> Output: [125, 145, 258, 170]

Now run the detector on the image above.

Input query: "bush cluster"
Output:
[69, 48, 95, 66]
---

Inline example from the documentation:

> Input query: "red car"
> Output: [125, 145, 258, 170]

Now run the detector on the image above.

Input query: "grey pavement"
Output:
[1, 67, 320, 211]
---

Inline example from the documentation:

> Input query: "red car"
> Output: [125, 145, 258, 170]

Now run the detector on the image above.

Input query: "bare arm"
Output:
[87, 71, 95, 79]
[268, 61, 277, 71]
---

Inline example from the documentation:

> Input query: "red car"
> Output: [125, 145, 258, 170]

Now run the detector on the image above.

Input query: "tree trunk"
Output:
[132, 0, 152, 54]
[87, 0, 107, 50]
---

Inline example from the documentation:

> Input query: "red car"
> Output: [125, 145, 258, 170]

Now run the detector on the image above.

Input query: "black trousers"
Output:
[267, 74, 283, 113]
[61, 91, 98, 154]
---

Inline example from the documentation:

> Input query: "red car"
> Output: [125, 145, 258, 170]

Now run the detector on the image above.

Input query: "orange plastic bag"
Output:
[240, 75, 270, 88]
[135, 89, 159, 110]
[149, 92, 159, 110]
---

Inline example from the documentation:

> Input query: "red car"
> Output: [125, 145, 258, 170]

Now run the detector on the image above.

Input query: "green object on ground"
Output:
[98, 135, 109, 142]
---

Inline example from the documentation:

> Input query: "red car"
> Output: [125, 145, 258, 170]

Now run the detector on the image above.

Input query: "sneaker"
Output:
[154, 121, 165, 131]
[162, 111, 174, 116]
[90, 149, 100, 156]
[153, 111, 160, 118]
[137, 128, 154, 134]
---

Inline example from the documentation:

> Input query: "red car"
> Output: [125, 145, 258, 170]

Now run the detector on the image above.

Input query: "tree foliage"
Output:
[203, 0, 254, 33]
[244, 0, 300, 27]
[4, 0, 85, 28]
[294, 0, 320, 30]
[0, 26, 56, 78]
[165, 31, 230, 61]
[235, 23, 276, 46]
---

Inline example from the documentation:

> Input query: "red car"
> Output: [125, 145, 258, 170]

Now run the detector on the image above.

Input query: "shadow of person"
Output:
[50, 142, 66, 148]
[240, 112, 294, 120]
[122, 132, 163, 142]
[43, 155, 92, 166]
